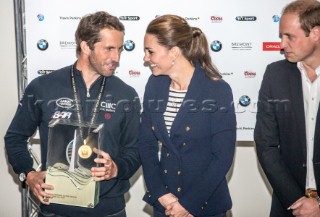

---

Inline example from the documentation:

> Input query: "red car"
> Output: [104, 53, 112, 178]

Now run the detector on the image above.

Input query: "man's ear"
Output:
[310, 26, 320, 41]
[80, 41, 91, 55]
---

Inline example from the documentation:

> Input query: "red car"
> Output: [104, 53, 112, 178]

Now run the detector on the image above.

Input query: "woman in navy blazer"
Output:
[138, 15, 237, 217]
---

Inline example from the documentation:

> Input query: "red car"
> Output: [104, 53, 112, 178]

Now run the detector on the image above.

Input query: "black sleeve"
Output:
[4, 81, 41, 174]
[254, 64, 303, 208]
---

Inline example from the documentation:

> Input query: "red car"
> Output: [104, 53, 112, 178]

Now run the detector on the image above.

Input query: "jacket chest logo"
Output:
[56, 98, 74, 109]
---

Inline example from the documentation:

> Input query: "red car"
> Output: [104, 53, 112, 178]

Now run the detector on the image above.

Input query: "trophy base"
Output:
[45, 166, 99, 208]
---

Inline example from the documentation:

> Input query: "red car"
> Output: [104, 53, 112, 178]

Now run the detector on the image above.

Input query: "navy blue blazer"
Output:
[254, 59, 320, 217]
[138, 63, 237, 216]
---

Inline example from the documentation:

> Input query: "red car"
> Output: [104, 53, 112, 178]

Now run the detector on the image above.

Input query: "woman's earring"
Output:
[172, 60, 175, 65]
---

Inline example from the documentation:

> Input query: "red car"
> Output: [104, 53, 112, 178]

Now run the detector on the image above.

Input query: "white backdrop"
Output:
[25, 0, 292, 141]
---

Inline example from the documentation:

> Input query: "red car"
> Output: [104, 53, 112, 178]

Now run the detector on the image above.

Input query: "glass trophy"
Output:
[45, 118, 103, 208]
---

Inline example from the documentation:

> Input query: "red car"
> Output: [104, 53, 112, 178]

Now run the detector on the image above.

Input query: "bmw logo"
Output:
[239, 95, 251, 107]
[210, 40, 222, 52]
[272, 15, 280, 22]
[124, 40, 135, 51]
[37, 14, 44, 21]
[37, 39, 48, 51]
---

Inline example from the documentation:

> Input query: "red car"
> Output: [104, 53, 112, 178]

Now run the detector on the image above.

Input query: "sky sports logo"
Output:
[119, 16, 140, 21]
[263, 42, 281, 51]
[235, 16, 257, 21]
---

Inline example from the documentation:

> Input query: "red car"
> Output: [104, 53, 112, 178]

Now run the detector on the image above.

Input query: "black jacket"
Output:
[254, 59, 320, 217]
[4, 64, 141, 216]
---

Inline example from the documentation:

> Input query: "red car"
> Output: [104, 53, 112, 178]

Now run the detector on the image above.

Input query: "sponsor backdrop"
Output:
[25, 0, 291, 141]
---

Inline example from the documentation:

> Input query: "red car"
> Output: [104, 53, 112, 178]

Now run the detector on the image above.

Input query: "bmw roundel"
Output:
[210, 40, 222, 52]
[272, 15, 280, 22]
[239, 95, 251, 107]
[37, 14, 44, 21]
[124, 40, 135, 51]
[37, 39, 48, 51]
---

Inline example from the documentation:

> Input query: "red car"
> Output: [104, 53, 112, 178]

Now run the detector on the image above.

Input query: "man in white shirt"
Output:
[254, 0, 320, 216]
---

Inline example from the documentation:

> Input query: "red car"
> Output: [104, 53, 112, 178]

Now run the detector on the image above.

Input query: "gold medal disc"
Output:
[78, 144, 92, 159]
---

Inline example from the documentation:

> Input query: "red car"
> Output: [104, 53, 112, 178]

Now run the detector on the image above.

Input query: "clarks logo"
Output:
[129, 70, 141, 77]
[211, 16, 223, 23]
[244, 71, 256, 78]
[56, 98, 74, 109]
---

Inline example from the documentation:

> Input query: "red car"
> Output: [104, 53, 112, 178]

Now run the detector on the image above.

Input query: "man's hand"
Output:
[26, 171, 54, 205]
[91, 148, 118, 181]
[290, 196, 320, 217]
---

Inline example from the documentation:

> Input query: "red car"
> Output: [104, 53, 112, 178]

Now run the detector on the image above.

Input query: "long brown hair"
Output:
[146, 15, 221, 80]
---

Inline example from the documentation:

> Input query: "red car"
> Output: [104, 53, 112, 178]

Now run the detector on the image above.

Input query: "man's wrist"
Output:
[18, 168, 36, 182]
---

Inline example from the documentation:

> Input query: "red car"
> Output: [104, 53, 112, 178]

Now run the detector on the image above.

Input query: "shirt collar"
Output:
[297, 61, 320, 79]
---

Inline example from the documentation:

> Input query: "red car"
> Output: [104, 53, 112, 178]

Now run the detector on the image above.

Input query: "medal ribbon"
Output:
[70, 64, 106, 141]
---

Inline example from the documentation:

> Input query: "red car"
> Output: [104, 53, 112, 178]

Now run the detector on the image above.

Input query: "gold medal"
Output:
[78, 139, 92, 159]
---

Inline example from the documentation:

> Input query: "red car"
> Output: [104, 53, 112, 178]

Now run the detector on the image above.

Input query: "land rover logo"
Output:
[56, 98, 74, 109]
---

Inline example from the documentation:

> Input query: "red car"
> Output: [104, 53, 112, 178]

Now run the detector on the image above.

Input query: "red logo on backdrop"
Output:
[129, 70, 141, 77]
[211, 16, 223, 23]
[244, 71, 256, 78]
[263, 42, 281, 51]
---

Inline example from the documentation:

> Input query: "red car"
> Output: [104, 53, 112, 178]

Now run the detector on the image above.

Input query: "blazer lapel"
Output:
[150, 76, 180, 157]
[151, 76, 169, 133]
[289, 64, 306, 159]
[170, 65, 202, 134]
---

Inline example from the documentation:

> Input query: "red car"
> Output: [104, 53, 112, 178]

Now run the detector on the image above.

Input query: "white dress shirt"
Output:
[297, 62, 320, 190]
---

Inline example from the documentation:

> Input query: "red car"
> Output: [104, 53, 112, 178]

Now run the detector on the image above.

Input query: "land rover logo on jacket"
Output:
[56, 98, 74, 109]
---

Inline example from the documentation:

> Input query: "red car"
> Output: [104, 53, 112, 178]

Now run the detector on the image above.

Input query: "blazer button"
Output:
[164, 169, 168, 174]
[152, 126, 155, 131]
[302, 163, 306, 167]
[185, 126, 190, 132]
[177, 187, 181, 192]
[177, 171, 181, 175]
[182, 142, 186, 146]
[166, 152, 170, 157]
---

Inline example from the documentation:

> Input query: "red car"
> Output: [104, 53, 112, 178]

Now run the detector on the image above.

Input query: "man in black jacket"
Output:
[254, 0, 320, 216]
[4, 11, 140, 217]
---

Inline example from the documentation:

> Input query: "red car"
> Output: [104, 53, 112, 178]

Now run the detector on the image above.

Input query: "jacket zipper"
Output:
[86, 88, 90, 98]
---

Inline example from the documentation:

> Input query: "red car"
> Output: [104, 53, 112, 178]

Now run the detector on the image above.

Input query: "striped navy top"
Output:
[164, 87, 187, 135]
